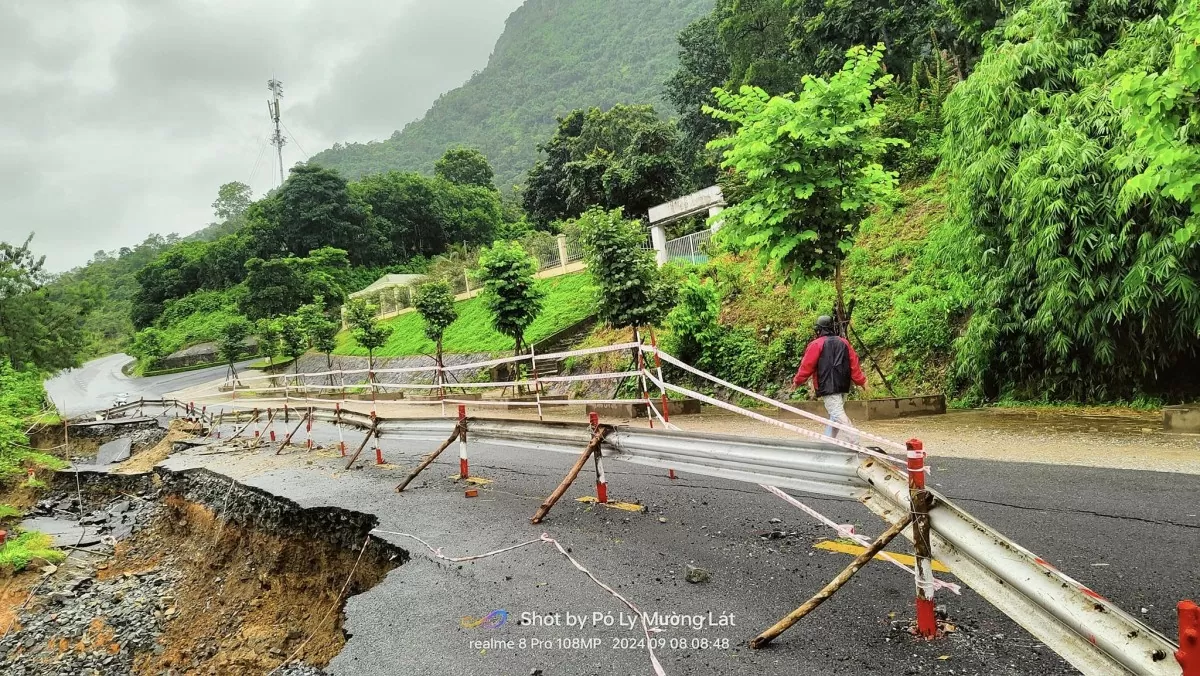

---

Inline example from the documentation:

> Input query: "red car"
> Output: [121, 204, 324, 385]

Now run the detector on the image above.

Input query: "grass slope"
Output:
[335, 273, 596, 358]
[310, 0, 713, 189]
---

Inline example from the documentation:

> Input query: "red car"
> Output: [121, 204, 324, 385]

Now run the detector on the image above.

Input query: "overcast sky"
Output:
[0, 0, 524, 272]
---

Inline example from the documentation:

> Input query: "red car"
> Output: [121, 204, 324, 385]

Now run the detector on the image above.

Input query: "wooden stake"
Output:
[249, 408, 277, 449]
[344, 425, 378, 469]
[276, 409, 310, 454]
[531, 427, 609, 524]
[395, 425, 464, 492]
[750, 512, 913, 649]
[229, 409, 260, 440]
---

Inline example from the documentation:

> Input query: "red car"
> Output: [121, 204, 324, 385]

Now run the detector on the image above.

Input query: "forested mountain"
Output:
[309, 0, 714, 190]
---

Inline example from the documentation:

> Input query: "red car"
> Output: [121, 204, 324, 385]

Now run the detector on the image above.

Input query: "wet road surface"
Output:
[157, 419, 1198, 676]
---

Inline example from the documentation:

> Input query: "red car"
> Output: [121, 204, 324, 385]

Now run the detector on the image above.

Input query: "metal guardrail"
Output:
[859, 459, 1181, 675]
[171, 402, 1185, 674]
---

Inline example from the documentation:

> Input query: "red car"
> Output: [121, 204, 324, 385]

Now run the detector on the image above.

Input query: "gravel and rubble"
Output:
[2, 490, 164, 675]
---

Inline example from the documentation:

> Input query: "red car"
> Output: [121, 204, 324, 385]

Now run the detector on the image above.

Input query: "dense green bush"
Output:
[0, 363, 65, 483]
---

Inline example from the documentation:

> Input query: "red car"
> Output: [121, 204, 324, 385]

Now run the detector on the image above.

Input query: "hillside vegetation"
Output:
[309, 0, 713, 189]
[334, 273, 595, 358]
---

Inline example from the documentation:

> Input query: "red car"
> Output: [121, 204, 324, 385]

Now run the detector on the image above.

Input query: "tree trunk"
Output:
[436, 337, 445, 398]
[326, 353, 334, 387]
[834, 263, 848, 338]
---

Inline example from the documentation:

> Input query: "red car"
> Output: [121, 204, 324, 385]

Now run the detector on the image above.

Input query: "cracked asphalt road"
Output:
[158, 421, 1196, 676]
[55, 356, 1197, 673]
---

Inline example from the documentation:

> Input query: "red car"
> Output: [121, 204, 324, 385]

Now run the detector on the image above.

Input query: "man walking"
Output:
[792, 316, 868, 441]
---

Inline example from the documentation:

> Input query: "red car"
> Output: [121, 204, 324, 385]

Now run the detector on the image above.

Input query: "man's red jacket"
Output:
[792, 336, 867, 394]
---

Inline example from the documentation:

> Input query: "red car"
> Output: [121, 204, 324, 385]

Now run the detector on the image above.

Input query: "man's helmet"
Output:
[815, 315, 836, 336]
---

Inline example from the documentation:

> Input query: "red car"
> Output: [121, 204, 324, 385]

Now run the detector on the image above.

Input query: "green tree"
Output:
[296, 297, 340, 376]
[212, 181, 253, 222]
[345, 298, 392, 370]
[350, 171, 502, 260]
[255, 318, 282, 366]
[705, 45, 903, 300]
[523, 105, 686, 227]
[241, 247, 349, 320]
[665, 11, 733, 184]
[943, 0, 1196, 400]
[1113, 0, 1200, 245]
[477, 241, 545, 356]
[0, 236, 91, 372]
[434, 147, 496, 189]
[217, 317, 251, 384]
[245, 164, 380, 265]
[413, 280, 459, 372]
[577, 208, 672, 330]
[130, 328, 166, 365]
[277, 315, 308, 373]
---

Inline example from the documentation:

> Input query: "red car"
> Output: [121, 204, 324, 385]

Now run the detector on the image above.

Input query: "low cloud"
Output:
[0, 0, 521, 271]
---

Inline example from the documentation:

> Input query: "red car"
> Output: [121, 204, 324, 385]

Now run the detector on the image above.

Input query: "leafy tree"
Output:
[296, 297, 340, 376]
[212, 181, 253, 222]
[217, 318, 251, 384]
[435, 147, 496, 189]
[245, 164, 380, 265]
[241, 247, 349, 320]
[413, 281, 459, 372]
[350, 171, 502, 260]
[718, 0, 800, 93]
[277, 315, 308, 373]
[665, 11, 733, 184]
[0, 236, 91, 372]
[255, 318, 282, 366]
[477, 241, 545, 356]
[1113, 0, 1200, 246]
[705, 45, 903, 298]
[943, 0, 1197, 400]
[524, 105, 686, 227]
[345, 298, 393, 370]
[577, 208, 672, 330]
[130, 328, 166, 365]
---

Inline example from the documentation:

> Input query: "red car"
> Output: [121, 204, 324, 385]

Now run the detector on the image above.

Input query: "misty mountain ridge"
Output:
[309, 0, 714, 190]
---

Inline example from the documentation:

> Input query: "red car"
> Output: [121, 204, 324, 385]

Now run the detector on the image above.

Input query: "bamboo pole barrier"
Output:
[395, 425, 464, 492]
[750, 512, 914, 648]
[530, 426, 610, 524]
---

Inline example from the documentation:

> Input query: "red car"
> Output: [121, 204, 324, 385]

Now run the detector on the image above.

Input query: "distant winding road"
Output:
[44, 354, 254, 418]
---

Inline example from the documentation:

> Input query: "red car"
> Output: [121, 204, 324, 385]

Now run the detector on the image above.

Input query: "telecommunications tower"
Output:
[267, 79, 286, 186]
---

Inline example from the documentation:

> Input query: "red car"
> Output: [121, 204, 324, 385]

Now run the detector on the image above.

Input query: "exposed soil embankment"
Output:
[2, 468, 406, 675]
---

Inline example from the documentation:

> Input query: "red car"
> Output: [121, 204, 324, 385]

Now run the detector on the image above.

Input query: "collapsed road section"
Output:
[0, 468, 405, 676]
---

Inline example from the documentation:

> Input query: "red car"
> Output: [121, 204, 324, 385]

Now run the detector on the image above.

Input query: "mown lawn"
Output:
[334, 273, 596, 357]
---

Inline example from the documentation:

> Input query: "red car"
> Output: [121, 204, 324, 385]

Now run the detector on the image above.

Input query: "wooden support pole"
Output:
[276, 409, 310, 454]
[229, 409, 260, 440]
[531, 426, 610, 524]
[395, 425, 464, 492]
[249, 408, 277, 449]
[344, 425, 378, 469]
[750, 512, 914, 649]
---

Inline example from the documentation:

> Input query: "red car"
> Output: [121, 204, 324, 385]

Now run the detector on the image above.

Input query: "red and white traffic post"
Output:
[1180, 600, 1199, 676]
[907, 438, 938, 638]
[590, 412, 608, 503]
[458, 405, 469, 479]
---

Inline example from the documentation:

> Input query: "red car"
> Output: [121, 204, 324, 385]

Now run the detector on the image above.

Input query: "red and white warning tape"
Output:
[760, 484, 960, 594]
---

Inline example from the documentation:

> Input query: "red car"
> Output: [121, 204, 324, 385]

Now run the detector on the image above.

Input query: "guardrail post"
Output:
[458, 405, 469, 479]
[1180, 600, 1199, 675]
[306, 406, 314, 449]
[590, 412, 608, 503]
[336, 403, 346, 456]
[907, 438, 938, 639]
[374, 413, 384, 465]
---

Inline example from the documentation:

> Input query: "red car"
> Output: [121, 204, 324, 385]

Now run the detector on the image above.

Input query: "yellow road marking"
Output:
[445, 475, 493, 485]
[576, 496, 647, 512]
[813, 540, 951, 573]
